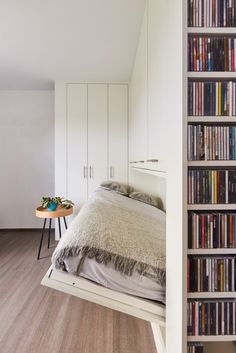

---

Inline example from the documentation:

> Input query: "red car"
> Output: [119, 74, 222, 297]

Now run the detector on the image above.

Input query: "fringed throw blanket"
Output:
[52, 189, 166, 287]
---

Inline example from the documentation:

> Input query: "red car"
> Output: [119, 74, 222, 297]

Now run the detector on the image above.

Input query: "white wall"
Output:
[0, 91, 54, 228]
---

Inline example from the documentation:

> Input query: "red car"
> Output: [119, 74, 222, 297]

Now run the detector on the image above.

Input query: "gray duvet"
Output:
[52, 188, 166, 288]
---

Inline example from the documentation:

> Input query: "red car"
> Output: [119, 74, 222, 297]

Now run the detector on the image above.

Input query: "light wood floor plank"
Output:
[0, 230, 156, 353]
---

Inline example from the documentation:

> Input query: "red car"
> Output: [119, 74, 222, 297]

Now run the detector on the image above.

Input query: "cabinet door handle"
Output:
[110, 166, 114, 178]
[89, 166, 93, 178]
[83, 166, 87, 178]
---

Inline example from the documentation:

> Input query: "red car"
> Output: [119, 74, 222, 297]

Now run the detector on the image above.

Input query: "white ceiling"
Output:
[0, 0, 146, 90]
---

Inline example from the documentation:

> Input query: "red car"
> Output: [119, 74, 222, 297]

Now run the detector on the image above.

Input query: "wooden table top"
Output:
[35, 206, 73, 219]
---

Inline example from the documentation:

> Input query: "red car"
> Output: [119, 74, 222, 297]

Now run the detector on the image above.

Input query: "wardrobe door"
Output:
[108, 84, 128, 183]
[147, 0, 168, 161]
[67, 84, 88, 210]
[87, 84, 108, 196]
[129, 6, 148, 163]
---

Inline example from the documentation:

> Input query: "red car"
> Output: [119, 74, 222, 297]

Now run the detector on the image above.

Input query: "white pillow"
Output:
[100, 181, 129, 195]
[129, 191, 158, 207]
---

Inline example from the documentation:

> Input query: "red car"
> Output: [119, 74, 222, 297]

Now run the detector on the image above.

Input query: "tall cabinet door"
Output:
[67, 84, 88, 210]
[147, 0, 168, 161]
[108, 85, 128, 183]
[87, 84, 108, 196]
[129, 6, 148, 163]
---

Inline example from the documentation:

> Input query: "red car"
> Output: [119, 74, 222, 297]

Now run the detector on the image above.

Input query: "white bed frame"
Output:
[41, 266, 166, 353]
[44, 158, 167, 352]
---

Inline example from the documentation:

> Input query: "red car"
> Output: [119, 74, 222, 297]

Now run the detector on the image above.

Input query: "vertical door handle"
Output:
[83, 166, 87, 179]
[89, 166, 93, 178]
[110, 166, 114, 178]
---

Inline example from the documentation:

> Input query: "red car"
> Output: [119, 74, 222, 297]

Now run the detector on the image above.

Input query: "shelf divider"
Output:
[187, 335, 236, 342]
[188, 27, 236, 34]
[188, 248, 236, 255]
[187, 292, 236, 299]
[187, 116, 236, 122]
[188, 72, 236, 78]
[188, 204, 236, 210]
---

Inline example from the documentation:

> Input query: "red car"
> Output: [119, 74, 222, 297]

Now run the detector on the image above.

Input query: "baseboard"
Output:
[0, 228, 55, 231]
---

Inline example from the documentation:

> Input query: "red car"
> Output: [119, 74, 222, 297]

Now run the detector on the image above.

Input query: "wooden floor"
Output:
[0, 230, 156, 353]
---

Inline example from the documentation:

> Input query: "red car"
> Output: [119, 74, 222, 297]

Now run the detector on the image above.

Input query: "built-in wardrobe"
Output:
[55, 82, 128, 211]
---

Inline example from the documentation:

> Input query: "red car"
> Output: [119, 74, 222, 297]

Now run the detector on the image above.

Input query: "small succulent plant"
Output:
[41, 197, 74, 210]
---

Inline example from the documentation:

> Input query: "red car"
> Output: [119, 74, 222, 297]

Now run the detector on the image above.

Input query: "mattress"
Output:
[64, 249, 165, 303]
[53, 188, 166, 303]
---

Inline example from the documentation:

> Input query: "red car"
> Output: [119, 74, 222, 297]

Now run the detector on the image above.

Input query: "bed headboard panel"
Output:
[129, 169, 166, 211]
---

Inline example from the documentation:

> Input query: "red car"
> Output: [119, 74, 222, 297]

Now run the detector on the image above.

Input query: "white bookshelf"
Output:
[187, 292, 236, 299]
[186, 7, 236, 349]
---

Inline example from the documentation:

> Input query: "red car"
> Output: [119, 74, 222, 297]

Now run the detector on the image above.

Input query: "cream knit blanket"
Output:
[52, 189, 166, 287]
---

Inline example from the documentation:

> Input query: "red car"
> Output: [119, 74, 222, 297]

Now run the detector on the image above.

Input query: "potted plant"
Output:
[41, 197, 74, 211]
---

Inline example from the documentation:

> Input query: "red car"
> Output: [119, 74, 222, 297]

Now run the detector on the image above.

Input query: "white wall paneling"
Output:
[55, 82, 67, 200]
[165, 0, 185, 351]
[54, 82, 67, 237]
[147, 0, 168, 161]
[108, 85, 128, 183]
[55, 81, 128, 225]
[0, 90, 54, 228]
[129, 6, 148, 163]
[87, 84, 108, 197]
[67, 84, 88, 210]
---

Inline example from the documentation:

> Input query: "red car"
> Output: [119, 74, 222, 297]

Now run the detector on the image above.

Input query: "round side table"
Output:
[35, 206, 73, 260]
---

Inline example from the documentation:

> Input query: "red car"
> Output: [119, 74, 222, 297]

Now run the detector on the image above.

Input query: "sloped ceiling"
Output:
[0, 0, 146, 89]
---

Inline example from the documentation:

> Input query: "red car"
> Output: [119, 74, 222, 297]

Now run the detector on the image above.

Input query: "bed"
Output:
[41, 187, 166, 352]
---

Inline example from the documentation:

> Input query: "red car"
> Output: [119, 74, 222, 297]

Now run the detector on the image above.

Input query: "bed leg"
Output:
[151, 322, 165, 353]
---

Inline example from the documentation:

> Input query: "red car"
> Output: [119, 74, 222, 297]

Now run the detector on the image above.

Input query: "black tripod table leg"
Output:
[58, 218, 62, 238]
[47, 218, 52, 249]
[37, 218, 47, 260]
[63, 217, 67, 230]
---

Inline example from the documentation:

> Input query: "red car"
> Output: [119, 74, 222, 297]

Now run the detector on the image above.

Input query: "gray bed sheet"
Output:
[64, 253, 165, 303]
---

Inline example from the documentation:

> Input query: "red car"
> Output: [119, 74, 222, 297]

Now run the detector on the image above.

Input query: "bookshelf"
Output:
[186, 1, 236, 352]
